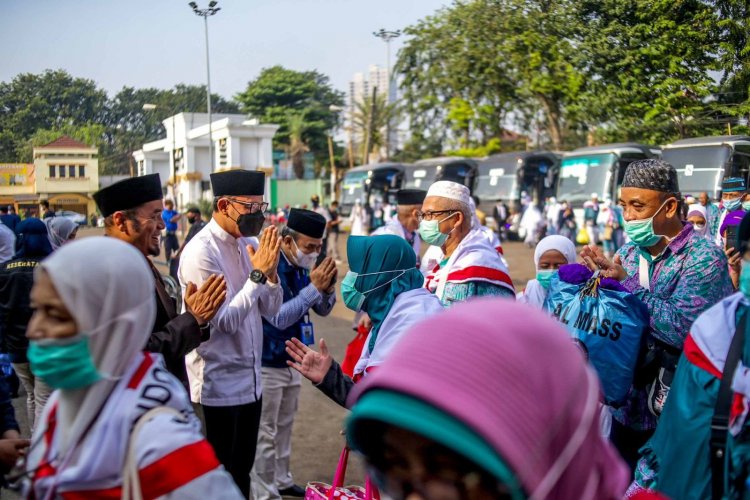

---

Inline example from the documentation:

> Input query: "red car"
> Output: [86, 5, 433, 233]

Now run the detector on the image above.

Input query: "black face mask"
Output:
[187, 216, 197, 225]
[230, 210, 265, 237]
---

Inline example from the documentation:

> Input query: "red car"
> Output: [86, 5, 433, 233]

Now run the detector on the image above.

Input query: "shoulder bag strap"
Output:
[711, 305, 747, 500]
[121, 406, 187, 500]
[638, 254, 650, 291]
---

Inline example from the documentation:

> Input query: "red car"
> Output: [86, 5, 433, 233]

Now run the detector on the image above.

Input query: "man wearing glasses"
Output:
[179, 169, 283, 497]
[420, 181, 515, 306]
[94, 173, 228, 387]
[252, 208, 337, 499]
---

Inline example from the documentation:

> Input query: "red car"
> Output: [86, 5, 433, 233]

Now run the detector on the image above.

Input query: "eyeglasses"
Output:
[416, 210, 456, 222]
[228, 198, 269, 213]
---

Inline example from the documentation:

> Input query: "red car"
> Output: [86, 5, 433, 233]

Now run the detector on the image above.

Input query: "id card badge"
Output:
[300, 314, 314, 346]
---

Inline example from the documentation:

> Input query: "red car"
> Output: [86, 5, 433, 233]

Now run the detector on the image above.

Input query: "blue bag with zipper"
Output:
[543, 263, 649, 406]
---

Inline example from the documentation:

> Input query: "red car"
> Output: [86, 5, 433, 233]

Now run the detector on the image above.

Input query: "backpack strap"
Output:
[711, 305, 747, 500]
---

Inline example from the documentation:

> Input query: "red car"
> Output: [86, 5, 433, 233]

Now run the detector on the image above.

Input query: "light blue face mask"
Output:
[28, 335, 102, 390]
[742, 201, 750, 212]
[341, 269, 407, 312]
[418, 212, 458, 247]
[725, 198, 742, 212]
[536, 269, 558, 290]
[623, 198, 673, 248]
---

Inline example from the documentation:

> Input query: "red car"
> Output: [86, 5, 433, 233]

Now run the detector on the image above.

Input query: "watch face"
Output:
[251, 270, 265, 283]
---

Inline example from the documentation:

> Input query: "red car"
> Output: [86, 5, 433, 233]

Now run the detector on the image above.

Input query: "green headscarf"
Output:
[347, 235, 425, 351]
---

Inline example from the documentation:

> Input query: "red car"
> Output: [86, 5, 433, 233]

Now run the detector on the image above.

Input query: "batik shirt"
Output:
[707, 203, 720, 240]
[612, 223, 733, 430]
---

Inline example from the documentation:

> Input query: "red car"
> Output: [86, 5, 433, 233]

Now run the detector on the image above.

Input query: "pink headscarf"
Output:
[348, 298, 628, 499]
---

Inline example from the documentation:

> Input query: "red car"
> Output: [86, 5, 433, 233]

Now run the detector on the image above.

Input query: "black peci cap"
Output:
[396, 189, 427, 206]
[210, 169, 265, 197]
[93, 174, 163, 217]
[287, 208, 326, 239]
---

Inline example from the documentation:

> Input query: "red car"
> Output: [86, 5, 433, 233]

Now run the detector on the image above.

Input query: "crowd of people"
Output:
[0, 157, 750, 498]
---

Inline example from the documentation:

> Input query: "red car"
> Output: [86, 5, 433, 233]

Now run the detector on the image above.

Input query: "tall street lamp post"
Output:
[189, 1, 221, 173]
[143, 103, 178, 209]
[373, 28, 401, 159]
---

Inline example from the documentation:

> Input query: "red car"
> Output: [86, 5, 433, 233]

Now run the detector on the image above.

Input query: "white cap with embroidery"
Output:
[426, 181, 471, 205]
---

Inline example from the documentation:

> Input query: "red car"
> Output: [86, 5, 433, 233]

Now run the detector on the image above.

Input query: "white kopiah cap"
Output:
[426, 181, 471, 206]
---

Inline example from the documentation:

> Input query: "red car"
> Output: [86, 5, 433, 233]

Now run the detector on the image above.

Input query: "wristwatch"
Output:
[250, 269, 267, 284]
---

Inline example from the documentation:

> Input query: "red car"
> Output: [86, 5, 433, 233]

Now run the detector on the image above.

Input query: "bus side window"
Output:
[728, 153, 750, 181]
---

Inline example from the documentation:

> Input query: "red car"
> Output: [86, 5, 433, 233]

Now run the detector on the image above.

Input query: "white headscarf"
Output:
[534, 235, 577, 269]
[43, 217, 77, 250]
[688, 203, 710, 239]
[519, 235, 578, 308]
[37, 237, 156, 453]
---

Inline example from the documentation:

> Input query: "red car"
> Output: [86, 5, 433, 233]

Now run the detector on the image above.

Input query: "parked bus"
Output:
[403, 157, 478, 193]
[557, 143, 660, 229]
[474, 151, 560, 232]
[339, 163, 405, 218]
[662, 135, 750, 200]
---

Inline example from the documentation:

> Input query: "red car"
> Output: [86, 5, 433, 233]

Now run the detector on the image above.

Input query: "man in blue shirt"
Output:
[161, 199, 181, 267]
[0, 207, 20, 233]
[251, 208, 337, 499]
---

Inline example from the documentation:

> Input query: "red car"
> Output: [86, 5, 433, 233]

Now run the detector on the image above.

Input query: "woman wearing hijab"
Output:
[345, 299, 629, 500]
[43, 216, 78, 250]
[286, 234, 443, 407]
[687, 204, 710, 240]
[0, 218, 53, 433]
[517, 235, 577, 308]
[21, 237, 242, 498]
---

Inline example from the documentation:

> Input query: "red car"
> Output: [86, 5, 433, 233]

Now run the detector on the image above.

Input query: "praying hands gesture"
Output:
[247, 225, 281, 283]
[184, 274, 227, 326]
[310, 257, 337, 293]
[580, 244, 628, 281]
[286, 337, 333, 384]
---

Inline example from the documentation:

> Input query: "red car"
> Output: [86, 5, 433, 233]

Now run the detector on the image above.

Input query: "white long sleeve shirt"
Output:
[179, 219, 283, 406]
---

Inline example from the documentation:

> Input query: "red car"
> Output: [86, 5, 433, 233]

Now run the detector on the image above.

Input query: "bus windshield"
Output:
[662, 145, 731, 196]
[341, 171, 368, 205]
[404, 166, 438, 189]
[475, 160, 519, 201]
[557, 153, 616, 203]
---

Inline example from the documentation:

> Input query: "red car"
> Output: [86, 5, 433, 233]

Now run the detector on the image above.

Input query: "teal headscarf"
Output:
[347, 235, 425, 351]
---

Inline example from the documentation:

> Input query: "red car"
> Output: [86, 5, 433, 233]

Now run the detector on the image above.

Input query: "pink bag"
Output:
[305, 447, 375, 500]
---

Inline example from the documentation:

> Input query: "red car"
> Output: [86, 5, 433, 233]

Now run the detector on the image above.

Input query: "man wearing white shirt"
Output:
[179, 169, 283, 498]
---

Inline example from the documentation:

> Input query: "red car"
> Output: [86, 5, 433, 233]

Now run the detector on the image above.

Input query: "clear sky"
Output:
[0, 0, 448, 100]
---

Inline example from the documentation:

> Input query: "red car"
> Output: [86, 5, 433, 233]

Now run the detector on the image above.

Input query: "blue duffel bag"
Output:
[544, 263, 650, 406]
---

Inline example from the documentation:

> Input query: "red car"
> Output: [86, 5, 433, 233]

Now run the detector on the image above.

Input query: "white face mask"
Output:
[292, 239, 318, 270]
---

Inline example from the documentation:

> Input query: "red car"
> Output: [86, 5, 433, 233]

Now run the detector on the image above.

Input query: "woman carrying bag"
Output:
[18, 237, 241, 499]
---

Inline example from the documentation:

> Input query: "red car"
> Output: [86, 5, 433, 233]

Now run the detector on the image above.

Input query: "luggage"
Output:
[341, 325, 369, 378]
[545, 264, 650, 405]
[305, 447, 373, 500]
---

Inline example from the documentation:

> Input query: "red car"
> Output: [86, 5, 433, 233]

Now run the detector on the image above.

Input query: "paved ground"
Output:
[4, 227, 538, 498]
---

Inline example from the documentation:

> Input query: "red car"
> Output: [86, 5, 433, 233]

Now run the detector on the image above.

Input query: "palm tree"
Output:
[287, 113, 309, 179]
[352, 91, 400, 163]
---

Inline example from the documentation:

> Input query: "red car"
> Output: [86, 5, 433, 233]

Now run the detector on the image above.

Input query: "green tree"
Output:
[0, 69, 108, 161]
[286, 113, 309, 179]
[578, 0, 724, 143]
[236, 66, 344, 168]
[19, 123, 107, 162]
[351, 90, 401, 163]
[396, 0, 586, 151]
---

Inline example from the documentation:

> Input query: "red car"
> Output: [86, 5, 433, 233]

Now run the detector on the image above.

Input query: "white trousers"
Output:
[251, 366, 301, 500]
[12, 362, 52, 434]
